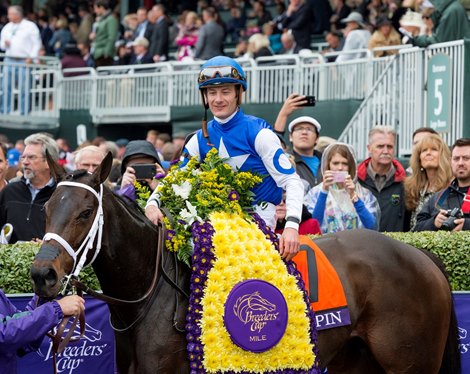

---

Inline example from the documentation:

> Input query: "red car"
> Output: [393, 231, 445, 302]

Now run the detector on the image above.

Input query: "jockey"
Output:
[145, 56, 304, 260]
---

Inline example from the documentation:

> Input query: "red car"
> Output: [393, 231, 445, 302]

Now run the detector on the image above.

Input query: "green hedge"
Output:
[0, 243, 100, 294]
[0, 231, 469, 294]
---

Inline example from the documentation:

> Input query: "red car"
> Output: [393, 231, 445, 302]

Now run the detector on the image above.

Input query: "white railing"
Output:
[338, 40, 465, 159]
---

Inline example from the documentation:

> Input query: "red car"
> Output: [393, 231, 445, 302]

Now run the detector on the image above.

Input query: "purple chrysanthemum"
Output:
[228, 189, 240, 201]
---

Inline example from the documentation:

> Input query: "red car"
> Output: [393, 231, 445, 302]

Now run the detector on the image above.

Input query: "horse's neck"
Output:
[93, 192, 159, 300]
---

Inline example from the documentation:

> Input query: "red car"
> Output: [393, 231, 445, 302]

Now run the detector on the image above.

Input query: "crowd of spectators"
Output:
[0, 0, 467, 72]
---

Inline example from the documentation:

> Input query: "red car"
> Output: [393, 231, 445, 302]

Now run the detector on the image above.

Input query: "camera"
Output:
[132, 164, 156, 180]
[332, 171, 347, 183]
[440, 208, 463, 231]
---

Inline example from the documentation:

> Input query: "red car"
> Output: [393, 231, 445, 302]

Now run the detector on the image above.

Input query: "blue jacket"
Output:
[0, 290, 63, 373]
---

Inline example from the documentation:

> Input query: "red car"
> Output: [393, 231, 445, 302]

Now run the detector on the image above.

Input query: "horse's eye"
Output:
[78, 209, 93, 220]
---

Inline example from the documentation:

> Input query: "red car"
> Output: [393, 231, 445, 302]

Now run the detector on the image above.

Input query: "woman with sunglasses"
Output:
[145, 56, 304, 261]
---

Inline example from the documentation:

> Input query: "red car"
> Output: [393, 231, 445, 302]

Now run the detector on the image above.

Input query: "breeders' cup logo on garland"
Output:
[37, 321, 108, 374]
[233, 291, 278, 333]
[459, 327, 469, 354]
[224, 280, 288, 353]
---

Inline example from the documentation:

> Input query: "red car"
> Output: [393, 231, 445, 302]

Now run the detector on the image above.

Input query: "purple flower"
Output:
[155, 173, 166, 179]
[228, 189, 240, 201]
[166, 230, 176, 240]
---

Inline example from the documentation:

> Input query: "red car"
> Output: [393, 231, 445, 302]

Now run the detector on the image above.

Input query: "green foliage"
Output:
[0, 243, 100, 294]
[386, 231, 470, 291]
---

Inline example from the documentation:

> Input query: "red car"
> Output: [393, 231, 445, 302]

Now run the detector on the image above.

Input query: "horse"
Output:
[30, 153, 460, 374]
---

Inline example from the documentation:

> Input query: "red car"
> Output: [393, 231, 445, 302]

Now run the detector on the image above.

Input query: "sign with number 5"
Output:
[427, 53, 452, 132]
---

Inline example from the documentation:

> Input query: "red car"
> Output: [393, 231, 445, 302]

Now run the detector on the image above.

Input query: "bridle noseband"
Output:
[43, 181, 104, 294]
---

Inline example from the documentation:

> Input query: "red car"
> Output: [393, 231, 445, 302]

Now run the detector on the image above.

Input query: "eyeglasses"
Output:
[292, 126, 316, 133]
[20, 155, 45, 162]
[198, 66, 245, 84]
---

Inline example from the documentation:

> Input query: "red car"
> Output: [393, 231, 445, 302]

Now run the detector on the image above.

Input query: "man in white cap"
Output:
[274, 93, 323, 189]
[336, 11, 371, 62]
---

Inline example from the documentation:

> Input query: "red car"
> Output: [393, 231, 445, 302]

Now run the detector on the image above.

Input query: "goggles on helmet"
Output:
[198, 66, 246, 85]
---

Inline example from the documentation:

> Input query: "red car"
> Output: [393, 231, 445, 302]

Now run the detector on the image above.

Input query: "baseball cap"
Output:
[7, 148, 20, 166]
[288, 116, 321, 134]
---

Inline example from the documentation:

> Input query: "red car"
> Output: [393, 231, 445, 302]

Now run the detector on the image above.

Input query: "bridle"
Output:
[43, 181, 104, 295]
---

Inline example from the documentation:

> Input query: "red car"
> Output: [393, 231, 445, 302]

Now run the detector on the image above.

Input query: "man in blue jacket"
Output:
[0, 290, 84, 373]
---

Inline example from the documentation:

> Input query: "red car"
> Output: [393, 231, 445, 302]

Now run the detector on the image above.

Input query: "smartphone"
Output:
[300, 95, 316, 107]
[332, 171, 347, 183]
[133, 164, 156, 179]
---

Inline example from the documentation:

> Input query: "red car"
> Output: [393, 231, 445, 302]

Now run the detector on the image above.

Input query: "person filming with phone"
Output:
[305, 143, 380, 233]
[414, 138, 470, 232]
[118, 140, 165, 198]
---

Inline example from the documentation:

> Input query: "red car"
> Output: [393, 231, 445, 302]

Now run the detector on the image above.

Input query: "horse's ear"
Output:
[46, 150, 65, 182]
[93, 152, 113, 185]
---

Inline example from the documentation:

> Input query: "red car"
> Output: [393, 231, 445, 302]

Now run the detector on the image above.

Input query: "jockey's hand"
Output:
[279, 227, 299, 261]
[145, 205, 163, 225]
[56, 295, 85, 316]
[121, 166, 137, 189]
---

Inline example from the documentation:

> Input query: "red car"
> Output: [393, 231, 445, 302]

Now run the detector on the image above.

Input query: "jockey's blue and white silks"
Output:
[147, 109, 304, 229]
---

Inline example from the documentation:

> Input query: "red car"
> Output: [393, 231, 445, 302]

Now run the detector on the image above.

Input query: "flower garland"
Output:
[156, 148, 262, 265]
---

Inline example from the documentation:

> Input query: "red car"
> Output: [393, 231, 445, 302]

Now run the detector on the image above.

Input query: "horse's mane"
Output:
[63, 171, 158, 232]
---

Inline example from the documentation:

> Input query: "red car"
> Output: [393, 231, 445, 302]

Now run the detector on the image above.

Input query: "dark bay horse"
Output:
[30, 154, 460, 374]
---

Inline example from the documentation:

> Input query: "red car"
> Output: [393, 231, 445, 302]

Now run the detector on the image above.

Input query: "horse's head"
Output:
[30, 152, 113, 299]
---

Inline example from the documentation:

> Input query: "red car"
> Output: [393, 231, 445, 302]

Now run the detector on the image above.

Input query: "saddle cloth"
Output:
[292, 236, 351, 331]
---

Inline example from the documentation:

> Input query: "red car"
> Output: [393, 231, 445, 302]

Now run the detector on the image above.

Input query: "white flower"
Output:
[172, 180, 192, 199]
[179, 200, 202, 226]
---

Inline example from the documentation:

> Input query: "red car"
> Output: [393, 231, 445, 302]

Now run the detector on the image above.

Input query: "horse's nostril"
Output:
[31, 266, 58, 289]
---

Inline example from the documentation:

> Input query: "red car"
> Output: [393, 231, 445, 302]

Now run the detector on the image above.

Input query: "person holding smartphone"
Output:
[304, 142, 380, 233]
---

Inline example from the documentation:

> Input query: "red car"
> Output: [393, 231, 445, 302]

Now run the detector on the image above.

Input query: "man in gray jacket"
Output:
[195, 7, 224, 60]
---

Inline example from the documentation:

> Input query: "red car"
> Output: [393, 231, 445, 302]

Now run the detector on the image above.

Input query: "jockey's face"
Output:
[205, 85, 238, 120]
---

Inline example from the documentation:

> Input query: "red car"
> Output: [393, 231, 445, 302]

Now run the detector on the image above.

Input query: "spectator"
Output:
[247, 33, 273, 58]
[322, 30, 344, 62]
[398, 9, 427, 44]
[113, 41, 132, 65]
[75, 4, 94, 45]
[61, 42, 87, 76]
[37, 15, 54, 55]
[404, 133, 452, 230]
[77, 42, 94, 67]
[275, 194, 321, 235]
[115, 138, 129, 160]
[146, 129, 159, 148]
[248, 1, 272, 28]
[118, 140, 164, 194]
[421, 7, 435, 36]
[74, 145, 106, 173]
[411, 0, 470, 47]
[279, 32, 296, 54]
[175, 11, 200, 61]
[92, 0, 118, 67]
[330, 0, 351, 31]
[134, 7, 150, 40]
[0, 133, 59, 243]
[262, 22, 282, 54]
[274, 95, 323, 190]
[172, 132, 188, 154]
[305, 142, 380, 233]
[279, 0, 313, 52]
[357, 125, 409, 232]
[129, 37, 153, 64]
[412, 126, 439, 147]
[415, 138, 470, 231]
[156, 133, 171, 153]
[122, 13, 139, 43]
[368, 16, 402, 57]
[0, 5, 42, 115]
[0, 289, 85, 374]
[49, 17, 74, 59]
[195, 7, 225, 60]
[336, 12, 371, 62]
[226, 6, 246, 43]
[233, 38, 249, 58]
[0, 143, 8, 191]
[149, 4, 170, 62]
[307, 0, 333, 34]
